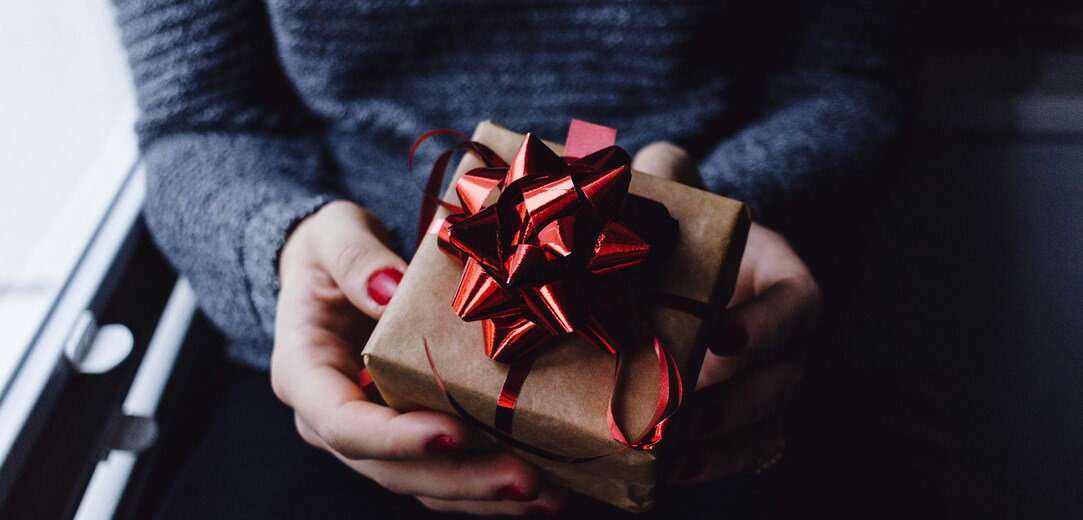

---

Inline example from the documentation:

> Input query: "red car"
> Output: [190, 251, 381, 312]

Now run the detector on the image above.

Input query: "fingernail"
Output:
[424, 434, 463, 455]
[678, 453, 706, 482]
[527, 504, 557, 516]
[711, 323, 749, 354]
[497, 484, 532, 502]
[695, 407, 723, 436]
[367, 267, 403, 306]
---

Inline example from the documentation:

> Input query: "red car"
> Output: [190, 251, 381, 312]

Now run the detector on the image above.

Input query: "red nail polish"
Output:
[679, 454, 706, 481]
[366, 267, 403, 306]
[424, 434, 462, 455]
[527, 504, 556, 516]
[497, 484, 531, 502]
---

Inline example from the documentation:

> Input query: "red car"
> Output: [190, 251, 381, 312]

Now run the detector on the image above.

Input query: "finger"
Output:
[416, 486, 569, 516]
[669, 418, 782, 484]
[711, 225, 822, 355]
[631, 141, 703, 187]
[356, 452, 543, 501]
[714, 280, 820, 355]
[681, 354, 803, 439]
[303, 422, 544, 503]
[292, 369, 472, 460]
[274, 329, 472, 460]
[695, 352, 751, 390]
[309, 201, 408, 319]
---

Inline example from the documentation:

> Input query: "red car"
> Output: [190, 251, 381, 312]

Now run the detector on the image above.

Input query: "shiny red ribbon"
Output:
[410, 121, 686, 457]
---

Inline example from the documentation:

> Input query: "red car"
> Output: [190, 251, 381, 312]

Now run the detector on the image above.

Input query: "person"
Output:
[111, 0, 897, 516]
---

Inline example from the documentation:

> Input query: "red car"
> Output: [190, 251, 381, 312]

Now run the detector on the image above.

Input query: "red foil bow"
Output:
[433, 133, 678, 363]
[411, 121, 684, 455]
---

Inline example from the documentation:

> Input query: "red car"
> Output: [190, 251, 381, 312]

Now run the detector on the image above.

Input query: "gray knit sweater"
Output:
[111, 0, 898, 370]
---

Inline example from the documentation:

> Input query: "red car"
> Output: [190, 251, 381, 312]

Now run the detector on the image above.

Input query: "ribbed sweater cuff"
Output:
[242, 194, 333, 340]
[698, 148, 768, 216]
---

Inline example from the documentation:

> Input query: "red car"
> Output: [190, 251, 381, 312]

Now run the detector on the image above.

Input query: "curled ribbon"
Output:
[410, 121, 689, 458]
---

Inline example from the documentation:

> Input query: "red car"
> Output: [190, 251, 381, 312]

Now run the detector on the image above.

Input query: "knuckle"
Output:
[490, 452, 536, 491]
[756, 223, 788, 247]
[293, 415, 320, 448]
[780, 273, 821, 313]
[316, 415, 352, 456]
[377, 434, 410, 460]
[335, 241, 378, 281]
[269, 372, 288, 405]
[380, 415, 421, 459]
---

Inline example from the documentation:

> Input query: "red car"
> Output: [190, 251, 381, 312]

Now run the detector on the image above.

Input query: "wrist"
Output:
[279, 200, 337, 278]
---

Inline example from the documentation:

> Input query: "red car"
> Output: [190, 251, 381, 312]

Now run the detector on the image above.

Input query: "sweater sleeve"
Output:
[698, 0, 901, 216]
[112, 0, 334, 369]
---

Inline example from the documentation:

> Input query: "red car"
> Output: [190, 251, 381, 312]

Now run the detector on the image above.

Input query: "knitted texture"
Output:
[111, 0, 898, 370]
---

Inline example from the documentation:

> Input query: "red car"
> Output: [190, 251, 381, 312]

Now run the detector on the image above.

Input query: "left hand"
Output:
[273, 201, 567, 515]
[632, 142, 822, 483]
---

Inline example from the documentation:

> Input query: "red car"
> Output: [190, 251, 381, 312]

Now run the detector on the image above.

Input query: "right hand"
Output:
[633, 143, 820, 482]
[271, 200, 567, 515]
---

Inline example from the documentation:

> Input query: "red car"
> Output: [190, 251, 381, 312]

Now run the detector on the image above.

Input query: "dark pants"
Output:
[145, 350, 953, 520]
[144, 168, 959, 519]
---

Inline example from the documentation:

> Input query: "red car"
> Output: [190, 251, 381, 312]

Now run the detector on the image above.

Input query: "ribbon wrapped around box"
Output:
[361, 120, 751, 511]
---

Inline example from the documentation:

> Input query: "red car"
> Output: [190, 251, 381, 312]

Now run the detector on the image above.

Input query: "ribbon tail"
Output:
[495, 358, 533, 435]
[414, 146, 463, 246]
[409, 129, 507, 171]
[423, 339, 619, 464]
[606, 334, 683, 450]
[410, 129, 510, 246]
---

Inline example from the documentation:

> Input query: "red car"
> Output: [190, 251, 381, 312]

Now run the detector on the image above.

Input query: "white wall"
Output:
[0, 0, 137, 379]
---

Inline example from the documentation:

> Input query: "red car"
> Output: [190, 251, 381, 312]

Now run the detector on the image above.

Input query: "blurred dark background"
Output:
[769, 1, 1082, 518]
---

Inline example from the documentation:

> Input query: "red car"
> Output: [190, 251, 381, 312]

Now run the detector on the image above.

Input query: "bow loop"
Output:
[410, 120, 688, 457]
[506, 133, 566, 186]
[457, 167, 506, 215]
[576, 164, 631, 220]
[437, 130, 677, 362]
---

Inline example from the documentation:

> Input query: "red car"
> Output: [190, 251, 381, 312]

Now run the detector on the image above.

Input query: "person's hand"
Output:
[632, 142, 822, 483]
[271, 200, 567, 515]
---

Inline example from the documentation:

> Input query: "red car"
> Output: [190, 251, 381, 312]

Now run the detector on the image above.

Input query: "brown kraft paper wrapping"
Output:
[361, 120, 751, 511]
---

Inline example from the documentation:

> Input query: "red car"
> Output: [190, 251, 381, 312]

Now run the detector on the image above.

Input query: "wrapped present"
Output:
[361, 120, 750, 511]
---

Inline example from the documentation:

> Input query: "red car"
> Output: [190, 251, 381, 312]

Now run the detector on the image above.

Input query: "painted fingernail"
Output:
[527, 505, 557, 516]
[711, 323, 749, 354]
[679, 453, 706, 481]
[695, 407, 723, 436]
[497, 484, 532, 502]
[424, 434, 463, 455]
[366, 267, 403, 306]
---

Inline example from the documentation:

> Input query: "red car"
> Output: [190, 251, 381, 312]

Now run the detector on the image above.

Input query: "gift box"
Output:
[361, 120, 751, 511]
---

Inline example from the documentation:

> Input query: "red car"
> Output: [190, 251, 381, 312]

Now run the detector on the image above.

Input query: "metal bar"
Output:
[72, 279, 197, 520]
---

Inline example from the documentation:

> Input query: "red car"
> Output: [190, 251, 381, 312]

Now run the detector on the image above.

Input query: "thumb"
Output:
[631, 141, 703, 188]
[308, 201, 409, 319]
